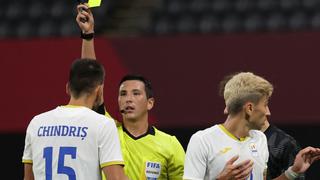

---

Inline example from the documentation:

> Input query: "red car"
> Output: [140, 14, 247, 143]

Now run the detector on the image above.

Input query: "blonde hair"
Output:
[223, 72, 273, 115]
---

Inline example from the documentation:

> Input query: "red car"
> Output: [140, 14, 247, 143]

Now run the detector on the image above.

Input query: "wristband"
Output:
[284, 166, 299, 180]
[80, 31, 94, 40]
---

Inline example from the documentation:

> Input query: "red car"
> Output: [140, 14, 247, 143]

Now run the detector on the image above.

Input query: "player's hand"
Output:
[216, 155, 253, 180]
[291, 146, 320, 173]
[76, 4, 94, 34]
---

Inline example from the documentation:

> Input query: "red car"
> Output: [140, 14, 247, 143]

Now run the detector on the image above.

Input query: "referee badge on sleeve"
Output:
[145, 161, 161, 179]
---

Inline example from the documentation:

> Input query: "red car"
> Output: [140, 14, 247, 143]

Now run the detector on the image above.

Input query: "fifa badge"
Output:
[145, 161, 161, 180]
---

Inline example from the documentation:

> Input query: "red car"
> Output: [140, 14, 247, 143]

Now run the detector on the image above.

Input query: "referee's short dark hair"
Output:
[119, 74, 153, 99]
[69, 59, 105, 98]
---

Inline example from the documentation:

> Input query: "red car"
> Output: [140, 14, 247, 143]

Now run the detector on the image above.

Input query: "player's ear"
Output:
[223, 107, 228, 114]
[94, 85, 103, 96]
[244, 102, 254, 116]
[147, 97, 154, 111]
[66, 82, 70, 95]
[94, 85, 104, 108]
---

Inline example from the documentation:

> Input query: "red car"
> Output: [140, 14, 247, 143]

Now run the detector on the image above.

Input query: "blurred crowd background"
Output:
[3, 0, 320, 38]
[1, 0, 320, 179]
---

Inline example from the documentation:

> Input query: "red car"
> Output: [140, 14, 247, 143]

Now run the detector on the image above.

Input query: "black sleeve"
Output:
[95, 102, 106, 115]
[282, 139, 305, 180]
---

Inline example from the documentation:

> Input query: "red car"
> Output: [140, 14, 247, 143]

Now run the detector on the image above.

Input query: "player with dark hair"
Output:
[76, 4, 185, 179]
[22, 59, 128, 180]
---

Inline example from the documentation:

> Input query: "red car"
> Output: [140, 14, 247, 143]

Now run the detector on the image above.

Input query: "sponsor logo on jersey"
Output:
[219, 147, 232, 154]
[145, 161, 161, 179]
[249, 142, 258, 156]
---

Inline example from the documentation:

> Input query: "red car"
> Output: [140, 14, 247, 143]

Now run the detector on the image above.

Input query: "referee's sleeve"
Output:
[167, 136, 185, 179]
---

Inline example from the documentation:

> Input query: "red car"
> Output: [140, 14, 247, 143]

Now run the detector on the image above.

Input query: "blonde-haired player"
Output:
[184, 72, 320, 180]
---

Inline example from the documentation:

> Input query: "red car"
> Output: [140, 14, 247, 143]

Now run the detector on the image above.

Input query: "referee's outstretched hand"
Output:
[76, 4, 94, 34]
[291, 146, 320, 173]
[216, 155, 253, 180]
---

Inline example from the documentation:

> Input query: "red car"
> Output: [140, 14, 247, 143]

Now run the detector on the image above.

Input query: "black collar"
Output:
[122, 125, 155, 140]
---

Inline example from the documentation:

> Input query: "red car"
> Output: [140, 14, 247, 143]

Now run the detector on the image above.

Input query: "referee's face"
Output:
[118, 80, 154, 121]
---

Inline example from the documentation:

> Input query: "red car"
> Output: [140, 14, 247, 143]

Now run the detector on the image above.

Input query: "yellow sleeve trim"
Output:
[22, 159, 33, 164]
[100, 161, 124, 168]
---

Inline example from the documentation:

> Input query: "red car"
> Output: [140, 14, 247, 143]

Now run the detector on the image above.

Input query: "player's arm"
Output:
[273, 146, 320, 180]
[24, 163, 34, 180]
[23, 123, 35, 180]
[183, 134, 208, 179]
[102, 165, 129, 180]
[282, 139, 305, 179]
[76, 4, 96, 59]
[99, 119, 127, 179]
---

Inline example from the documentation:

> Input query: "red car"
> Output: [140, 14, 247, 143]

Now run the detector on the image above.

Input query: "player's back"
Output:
[23, 106, 115, 180]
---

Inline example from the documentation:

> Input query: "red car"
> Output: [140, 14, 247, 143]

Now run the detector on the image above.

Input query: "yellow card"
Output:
[88, 0, 101, 8]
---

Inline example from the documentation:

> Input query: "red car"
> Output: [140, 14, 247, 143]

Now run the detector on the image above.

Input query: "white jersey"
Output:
[22, 106, 124, 180]
[184, 124, 268, 180]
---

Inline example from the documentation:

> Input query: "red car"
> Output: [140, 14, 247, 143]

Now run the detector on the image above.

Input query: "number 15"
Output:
[43, 146, 77, 180]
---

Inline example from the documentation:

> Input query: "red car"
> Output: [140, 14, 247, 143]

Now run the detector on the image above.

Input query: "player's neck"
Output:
[123, 117, 149, 137]
[68, 96, 94, 109]
[223, 115, 250, 139]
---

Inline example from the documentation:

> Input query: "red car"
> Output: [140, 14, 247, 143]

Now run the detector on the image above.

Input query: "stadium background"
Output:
[1, 0, 320, 179]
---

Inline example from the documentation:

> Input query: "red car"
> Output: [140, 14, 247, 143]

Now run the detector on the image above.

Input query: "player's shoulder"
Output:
[249, 129, 267, 142]
[91, 111, 116, 126]
[185, 125, 220, 152]
[250, 129, 265, 135]
[192, 124, 220, 139]
[31, 107, 59, 123]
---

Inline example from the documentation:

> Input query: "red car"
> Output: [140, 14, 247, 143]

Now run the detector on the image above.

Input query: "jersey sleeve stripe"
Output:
[22, 159, 33, 164]
[100, 161, 125, 168]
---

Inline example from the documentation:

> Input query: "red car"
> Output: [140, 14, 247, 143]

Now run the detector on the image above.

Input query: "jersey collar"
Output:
[122, 125, 155, 140]
[219, 124, 248, 142]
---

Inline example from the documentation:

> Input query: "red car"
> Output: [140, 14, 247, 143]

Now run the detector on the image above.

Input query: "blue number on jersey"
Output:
[43, 146, 77, 180]
[249, 171, 253, 180]
[43, 147, 53, 180]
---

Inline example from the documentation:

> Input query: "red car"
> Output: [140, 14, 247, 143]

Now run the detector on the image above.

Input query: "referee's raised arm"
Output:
[76, 3, 96, 59]
[76, 4, 108, 114]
